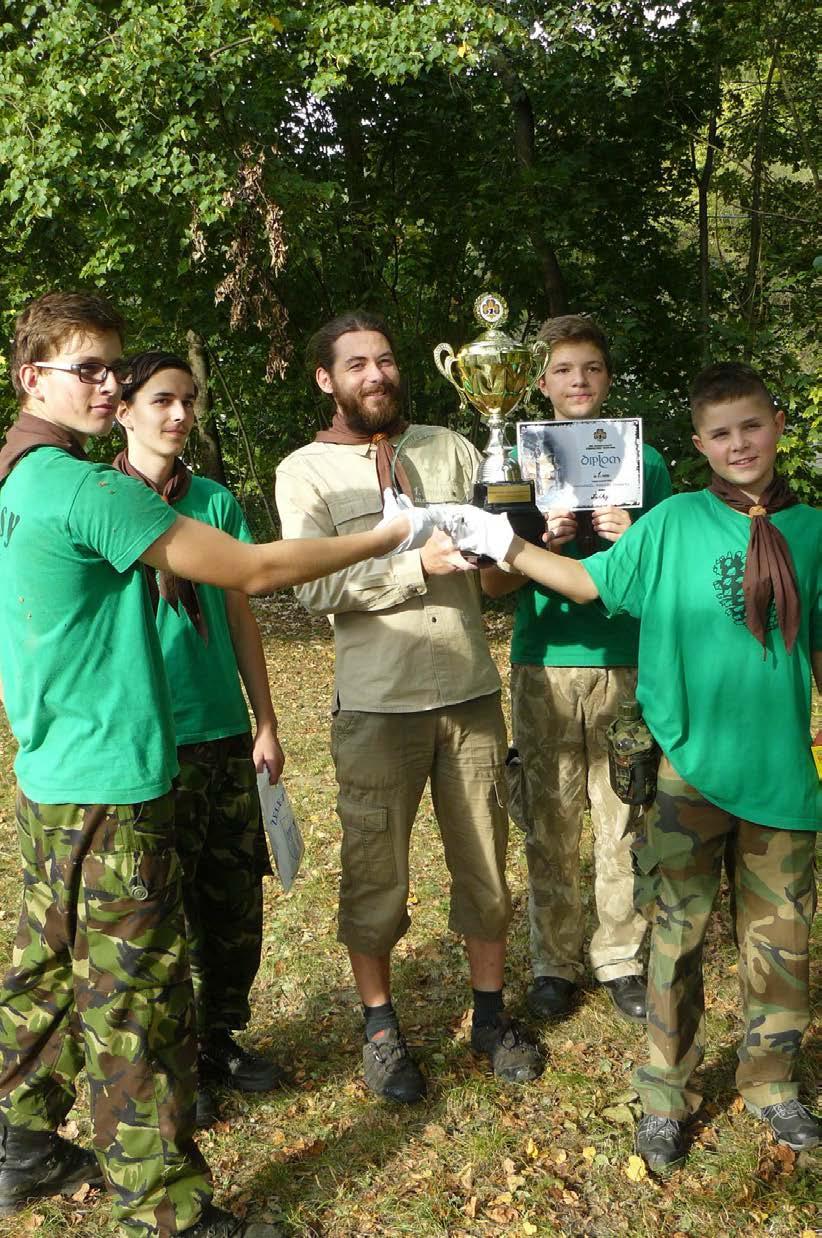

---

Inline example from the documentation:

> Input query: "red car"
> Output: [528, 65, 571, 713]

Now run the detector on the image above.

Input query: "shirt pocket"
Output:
[326, 489, 383, 535]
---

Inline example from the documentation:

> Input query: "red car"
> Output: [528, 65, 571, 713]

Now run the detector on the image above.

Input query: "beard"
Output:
[334, 378, 402, 434]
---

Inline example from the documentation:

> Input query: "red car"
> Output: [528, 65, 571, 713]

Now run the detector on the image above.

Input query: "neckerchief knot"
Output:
[315, 411, 414, 507]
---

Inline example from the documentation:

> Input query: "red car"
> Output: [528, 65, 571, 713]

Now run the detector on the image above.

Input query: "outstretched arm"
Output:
[504, 536, 599, 603]
[140, 512, 411, 596]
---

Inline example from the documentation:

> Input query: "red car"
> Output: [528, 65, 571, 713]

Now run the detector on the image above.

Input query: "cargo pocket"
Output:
[80, 846, 189, 994]
[504, 747, 528, 833]
[630, 829, 661, 920]
[338, 801, 397, 889]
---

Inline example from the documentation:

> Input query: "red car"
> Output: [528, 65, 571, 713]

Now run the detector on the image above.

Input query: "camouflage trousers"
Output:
[510, 664, 648, 983]
[632, 757, 817, 1119]
[0, 788, 212, 1235]
[174, 733, 270, 1037]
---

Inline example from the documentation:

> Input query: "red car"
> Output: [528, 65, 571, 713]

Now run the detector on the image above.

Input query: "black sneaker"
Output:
[0, 1126, 103, 1216]
[747, 1099, 821, 1151]
[362, 1028, 427, 1103]
[601, 976, 647, 1022]
[184, 1202, 281, 1236]
[526, 976, 577, 1020]
[200, 1030, 288, 1093]
[635, 1114, 687, 1174]
[471, 1016, 543, 1083]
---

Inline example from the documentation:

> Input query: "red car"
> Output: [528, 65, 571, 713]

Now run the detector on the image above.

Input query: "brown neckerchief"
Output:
[0, 411, 87, 483]
[315, 411, 414, 503]
[708, 472, 800, 654]
[112, 450, 209, 644]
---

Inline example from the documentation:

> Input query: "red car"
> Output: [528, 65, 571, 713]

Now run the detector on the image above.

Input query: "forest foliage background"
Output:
[0, 0, 819, 530]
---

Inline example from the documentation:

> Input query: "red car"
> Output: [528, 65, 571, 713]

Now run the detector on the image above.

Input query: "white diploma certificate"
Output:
[516, 418, 644, 511]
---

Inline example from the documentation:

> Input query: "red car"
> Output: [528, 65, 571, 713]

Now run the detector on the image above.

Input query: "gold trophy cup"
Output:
[434, 292, 548, 546]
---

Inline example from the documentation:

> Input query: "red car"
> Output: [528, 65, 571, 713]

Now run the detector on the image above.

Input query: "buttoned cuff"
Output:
[390, 548, 427, 597]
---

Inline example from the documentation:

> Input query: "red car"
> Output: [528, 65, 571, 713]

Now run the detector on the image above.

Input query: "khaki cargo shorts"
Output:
[331, 692, 512, 954]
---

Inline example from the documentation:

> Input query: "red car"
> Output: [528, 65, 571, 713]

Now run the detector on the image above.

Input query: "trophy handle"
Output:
[433, 343, 468, 406]
[522, 339, 550, 408]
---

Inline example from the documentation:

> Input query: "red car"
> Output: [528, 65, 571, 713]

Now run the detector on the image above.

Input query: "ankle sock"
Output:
[363, 1001, 399, 1040]
[472, 987, 504, 1029]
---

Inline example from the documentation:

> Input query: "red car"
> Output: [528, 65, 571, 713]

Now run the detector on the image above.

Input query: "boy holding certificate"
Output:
[483, 316, 671, 1024]
[453, 360, 820, 1170]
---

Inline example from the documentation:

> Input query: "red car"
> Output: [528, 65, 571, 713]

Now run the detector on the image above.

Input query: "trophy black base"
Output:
[463, 479, 545, 566]
[474, 479, 545, 544]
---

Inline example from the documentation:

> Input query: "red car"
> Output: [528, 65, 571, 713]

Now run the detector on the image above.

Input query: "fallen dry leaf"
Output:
[602, 1103, 635, 1126]
[582, 1146, 597, 1162]
[624, 1155, 648, 1183]
[71, 1181, 92, 1202]
[457, 1163, 474, 1190]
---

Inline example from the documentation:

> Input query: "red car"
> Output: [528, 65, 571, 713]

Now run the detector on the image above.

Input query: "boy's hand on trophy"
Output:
[545, 508, 577, 547]
[591, 506, 632, 543]
[376, 488, 437, 555]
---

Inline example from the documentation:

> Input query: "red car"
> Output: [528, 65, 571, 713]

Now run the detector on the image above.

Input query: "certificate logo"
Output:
[594, 427, 607, 443]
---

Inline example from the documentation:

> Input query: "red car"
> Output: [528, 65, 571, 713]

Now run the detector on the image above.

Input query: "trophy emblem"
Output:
[434, 292, 548, 547]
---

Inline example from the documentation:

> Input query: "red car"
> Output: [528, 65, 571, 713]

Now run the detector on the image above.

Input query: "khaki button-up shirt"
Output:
[275, 424, 501, 713]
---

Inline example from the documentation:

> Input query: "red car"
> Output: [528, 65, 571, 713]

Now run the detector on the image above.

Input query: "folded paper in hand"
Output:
[257, 776, 304, 892]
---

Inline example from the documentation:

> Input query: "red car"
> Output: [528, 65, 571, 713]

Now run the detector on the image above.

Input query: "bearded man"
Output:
[275, 311, 542, 1102]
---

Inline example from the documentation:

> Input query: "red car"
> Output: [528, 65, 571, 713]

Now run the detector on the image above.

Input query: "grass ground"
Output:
[0, 595, 818, 1237]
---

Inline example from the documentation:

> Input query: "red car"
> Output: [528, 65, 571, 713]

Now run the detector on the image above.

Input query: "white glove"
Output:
[376, 488, 437, 556]
[429, 503, 515, 562]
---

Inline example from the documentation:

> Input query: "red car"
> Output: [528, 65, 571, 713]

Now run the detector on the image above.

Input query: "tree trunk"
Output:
[691, 83, 719, 365]
[742, 47, 780, 355]
[186, 329, 228, 485]
[493, 51, 567, 317]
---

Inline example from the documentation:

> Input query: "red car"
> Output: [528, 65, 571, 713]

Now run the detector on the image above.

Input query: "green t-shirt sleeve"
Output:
[812, 563, 822, 652]
[67, 469, 177, 573]
[584, 513, 656, 619]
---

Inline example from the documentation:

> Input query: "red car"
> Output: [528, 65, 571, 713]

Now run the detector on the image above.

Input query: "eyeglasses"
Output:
[33, 361, 130, 385]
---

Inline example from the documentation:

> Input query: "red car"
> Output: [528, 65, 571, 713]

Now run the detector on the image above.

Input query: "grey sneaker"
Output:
[746, 1099, 821, 1151]
[471, 1016, 543, 1083]
[635, 1114, 687, 1174]
[362, 1028, 427, 1103]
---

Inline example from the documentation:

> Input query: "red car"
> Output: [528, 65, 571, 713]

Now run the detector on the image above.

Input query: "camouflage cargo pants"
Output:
[173, 733, 270, 1037]
[0, 788, 212, 1235]
[510, 664, 648, 983]
[632, 757, 817, 1119]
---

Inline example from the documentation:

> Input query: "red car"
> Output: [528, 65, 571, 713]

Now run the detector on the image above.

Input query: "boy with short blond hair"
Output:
[458, 360, 820, 1171]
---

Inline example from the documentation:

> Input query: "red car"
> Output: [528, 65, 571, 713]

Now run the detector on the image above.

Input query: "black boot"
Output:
[184, 1201, 281, 1235]
[0, 1124, 103, 1215]
[200, 1029, 287, 1093]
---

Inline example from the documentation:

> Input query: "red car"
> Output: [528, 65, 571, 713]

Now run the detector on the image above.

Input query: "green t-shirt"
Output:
[510, 442, 672, 666]
[156, 475, 254, 745]
[583, 490, 821, 830]
[0, 449, 178, 804]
